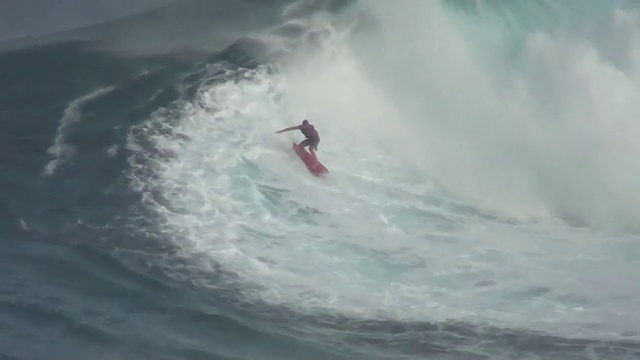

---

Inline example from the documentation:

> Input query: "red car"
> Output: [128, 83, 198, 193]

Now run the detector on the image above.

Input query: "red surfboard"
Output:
[292, 143, 328, 176]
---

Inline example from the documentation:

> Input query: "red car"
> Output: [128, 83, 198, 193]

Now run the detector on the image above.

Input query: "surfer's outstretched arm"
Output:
[275, 125, 301, 134]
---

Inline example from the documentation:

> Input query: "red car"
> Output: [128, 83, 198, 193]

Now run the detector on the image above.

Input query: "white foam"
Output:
[44, 87, 116, 176]
[106, 144, 119, 157]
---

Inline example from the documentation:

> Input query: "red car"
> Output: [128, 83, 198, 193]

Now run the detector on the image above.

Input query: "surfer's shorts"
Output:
[301, 138, 318, 148]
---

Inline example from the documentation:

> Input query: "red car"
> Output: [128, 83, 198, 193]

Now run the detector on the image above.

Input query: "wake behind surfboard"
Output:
[292, 142, 328, 176]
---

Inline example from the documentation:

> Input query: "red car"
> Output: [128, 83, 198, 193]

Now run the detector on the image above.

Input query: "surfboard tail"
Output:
[292, 143, 328, 176]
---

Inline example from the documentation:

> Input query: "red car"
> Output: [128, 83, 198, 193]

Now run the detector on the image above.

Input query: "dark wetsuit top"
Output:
[300, 124, 319, 144]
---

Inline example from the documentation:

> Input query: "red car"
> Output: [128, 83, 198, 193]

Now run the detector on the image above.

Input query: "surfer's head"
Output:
[302, 119, 309, 125]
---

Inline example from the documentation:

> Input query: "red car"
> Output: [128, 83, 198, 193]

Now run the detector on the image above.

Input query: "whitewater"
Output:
[126, 0, 640, 343]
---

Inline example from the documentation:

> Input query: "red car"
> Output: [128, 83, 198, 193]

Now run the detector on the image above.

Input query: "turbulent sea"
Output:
[2, 0, 640, 359]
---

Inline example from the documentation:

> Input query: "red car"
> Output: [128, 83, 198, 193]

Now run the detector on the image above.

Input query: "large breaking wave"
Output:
[124, 0, 640, 347]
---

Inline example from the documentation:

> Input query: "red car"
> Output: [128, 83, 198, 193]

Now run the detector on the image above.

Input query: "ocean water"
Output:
[2, 0, 640, 359]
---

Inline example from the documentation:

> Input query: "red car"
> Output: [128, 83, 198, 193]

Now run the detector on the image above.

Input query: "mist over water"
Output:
[347, 0, 640, 232]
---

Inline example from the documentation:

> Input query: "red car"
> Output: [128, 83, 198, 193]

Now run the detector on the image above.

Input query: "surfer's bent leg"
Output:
[298, 138, 312, 149]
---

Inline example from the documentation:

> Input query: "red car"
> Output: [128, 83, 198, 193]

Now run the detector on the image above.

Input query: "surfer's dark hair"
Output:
[302, 119, 309, 124]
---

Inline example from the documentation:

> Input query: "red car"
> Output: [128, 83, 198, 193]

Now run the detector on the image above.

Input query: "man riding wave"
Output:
[276, 119, 320, 153]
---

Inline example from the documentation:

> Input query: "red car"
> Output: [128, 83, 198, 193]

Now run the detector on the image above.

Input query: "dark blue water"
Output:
[1, 1, 639, 359]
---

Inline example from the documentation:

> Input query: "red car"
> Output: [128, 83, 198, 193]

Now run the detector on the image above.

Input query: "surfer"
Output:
[275, 119, 320, 152]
